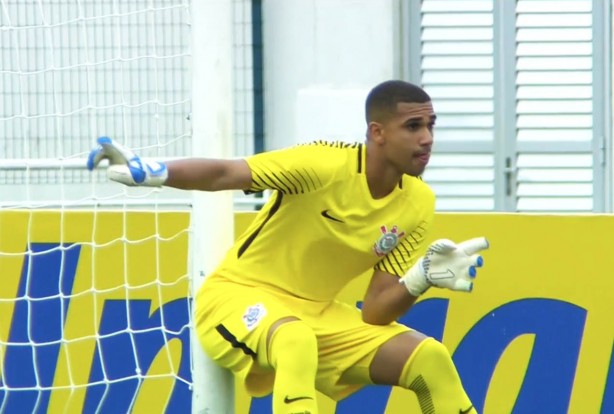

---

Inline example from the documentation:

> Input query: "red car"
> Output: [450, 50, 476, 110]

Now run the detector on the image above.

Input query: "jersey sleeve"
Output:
[244, 141, 353, 194]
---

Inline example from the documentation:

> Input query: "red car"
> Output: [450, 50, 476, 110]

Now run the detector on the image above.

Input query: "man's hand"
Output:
[400, 237, 489, 296]
[86, 136, 168, 187]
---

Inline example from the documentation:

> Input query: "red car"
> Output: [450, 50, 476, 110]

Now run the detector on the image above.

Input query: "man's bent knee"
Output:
[266, 316, 301, 349]
[265, 319, 318, 368]
[369, 330, 427, 384]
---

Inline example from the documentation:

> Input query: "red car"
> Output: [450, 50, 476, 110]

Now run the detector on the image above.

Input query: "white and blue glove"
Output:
[400, 237, 489, 296]
[86, 136, 168, 187]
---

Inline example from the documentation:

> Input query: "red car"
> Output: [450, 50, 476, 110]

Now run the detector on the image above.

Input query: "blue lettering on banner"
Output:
[83, 298, 191, 413]
[0, 243, 193, 414]
[454, 299, 586, 413]
[0, 243, 81, 414]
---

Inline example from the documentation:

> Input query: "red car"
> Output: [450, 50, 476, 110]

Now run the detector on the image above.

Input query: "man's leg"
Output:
[195, 279, 318, 411]
[369, 332, 476, 414]
[261, 317, 319, 414]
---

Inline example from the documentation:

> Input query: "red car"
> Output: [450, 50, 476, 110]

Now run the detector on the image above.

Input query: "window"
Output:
[406, 0, 611, 212]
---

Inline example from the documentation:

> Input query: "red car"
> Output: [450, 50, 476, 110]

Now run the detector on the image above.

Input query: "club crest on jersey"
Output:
[243, 303, 267, 331]
[373, 225, 405, 256]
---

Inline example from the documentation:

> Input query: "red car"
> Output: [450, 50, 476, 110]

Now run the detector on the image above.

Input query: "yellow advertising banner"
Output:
[1, 211, 612, 413]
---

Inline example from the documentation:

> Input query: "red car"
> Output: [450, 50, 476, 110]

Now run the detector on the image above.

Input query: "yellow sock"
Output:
[400, 338, 476, 414]
[267, 321, 319, 414]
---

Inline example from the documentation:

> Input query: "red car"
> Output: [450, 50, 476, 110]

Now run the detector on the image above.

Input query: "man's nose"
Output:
[421, 129, 433, 146]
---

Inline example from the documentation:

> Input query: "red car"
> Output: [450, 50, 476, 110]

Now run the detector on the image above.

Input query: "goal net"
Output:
[0, 0, 245, 412]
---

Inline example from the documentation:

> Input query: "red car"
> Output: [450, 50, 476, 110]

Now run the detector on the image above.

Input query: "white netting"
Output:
[0, 0, 193, 207]
[0, 0, 231, 412]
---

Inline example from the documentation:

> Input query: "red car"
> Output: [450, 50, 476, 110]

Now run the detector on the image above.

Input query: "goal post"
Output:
[189, 0, 235, 413]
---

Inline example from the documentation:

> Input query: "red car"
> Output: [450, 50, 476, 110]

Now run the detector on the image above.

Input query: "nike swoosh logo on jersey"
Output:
[284, 395, 314, 404]
[459, 405, 474, 414]
[321, 209, 344, 223]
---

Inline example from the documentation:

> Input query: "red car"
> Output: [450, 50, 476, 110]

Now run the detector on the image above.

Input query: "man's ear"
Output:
[367, 121, 385, 144]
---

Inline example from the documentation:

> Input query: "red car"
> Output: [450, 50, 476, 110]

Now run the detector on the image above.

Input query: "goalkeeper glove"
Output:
[86, 136, 168, 187]
[400, 237, 489, 296]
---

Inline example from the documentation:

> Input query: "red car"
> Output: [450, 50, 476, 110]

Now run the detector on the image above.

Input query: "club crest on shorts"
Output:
[373, 225, 405, 257]
[242, 303, 267, 331]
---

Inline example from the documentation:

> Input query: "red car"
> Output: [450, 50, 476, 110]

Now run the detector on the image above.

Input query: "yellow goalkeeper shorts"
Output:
[194, 273, 410, 400]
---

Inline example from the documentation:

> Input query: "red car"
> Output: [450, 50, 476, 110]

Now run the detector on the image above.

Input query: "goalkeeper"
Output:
[88, 80, 487, 414]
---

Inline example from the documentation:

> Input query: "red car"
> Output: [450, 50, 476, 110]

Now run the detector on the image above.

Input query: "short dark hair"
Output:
[365, 80, 431, 123]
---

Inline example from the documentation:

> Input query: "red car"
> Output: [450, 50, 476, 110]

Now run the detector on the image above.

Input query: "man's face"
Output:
[377, 101, 436, 177]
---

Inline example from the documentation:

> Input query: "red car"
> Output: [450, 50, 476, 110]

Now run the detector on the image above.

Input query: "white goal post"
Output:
[189, 0, 235, 413]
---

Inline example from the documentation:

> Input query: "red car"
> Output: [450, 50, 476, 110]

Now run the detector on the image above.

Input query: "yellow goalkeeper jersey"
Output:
[214, 141, 435, 302]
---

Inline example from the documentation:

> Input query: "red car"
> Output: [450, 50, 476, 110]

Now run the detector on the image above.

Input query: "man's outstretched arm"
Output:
[164, 158, 252, 191]
[87, 136, 252, 191]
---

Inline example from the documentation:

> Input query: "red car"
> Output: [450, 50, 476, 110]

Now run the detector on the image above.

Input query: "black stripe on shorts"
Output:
[216, 324, 257, 359]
